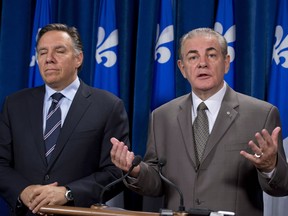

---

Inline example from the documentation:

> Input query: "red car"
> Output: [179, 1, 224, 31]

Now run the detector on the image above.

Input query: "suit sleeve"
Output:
[258, 105, 288, 196]
[0, 98, 31, 213]
[67, 98, 130, 206]
[124, 110, 164, 197]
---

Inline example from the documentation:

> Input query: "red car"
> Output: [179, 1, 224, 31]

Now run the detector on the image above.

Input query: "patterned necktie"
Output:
[44, 93, 64, 162]
[193, 102, 209, 163]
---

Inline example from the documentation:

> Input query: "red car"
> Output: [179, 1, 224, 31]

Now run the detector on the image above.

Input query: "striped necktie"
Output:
[193, 102, 209, 163]
[44, 93, 64, 162]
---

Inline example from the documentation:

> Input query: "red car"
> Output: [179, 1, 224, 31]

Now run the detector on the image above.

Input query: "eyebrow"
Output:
[37, 45, 66, 51]
[185, 47, 217, 57]
[186, 49, 198, 57]
[206, 47, 217, 52]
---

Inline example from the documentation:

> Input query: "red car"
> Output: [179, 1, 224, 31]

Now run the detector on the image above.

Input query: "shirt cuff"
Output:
[261, 168, 275, 179]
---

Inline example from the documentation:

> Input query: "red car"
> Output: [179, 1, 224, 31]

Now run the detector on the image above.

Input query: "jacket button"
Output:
[195, 199, 202, 205]
[45, 175, 50, 181]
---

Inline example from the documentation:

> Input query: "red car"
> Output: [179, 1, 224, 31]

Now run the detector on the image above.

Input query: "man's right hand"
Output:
[110, 137, 140, 177]
[20, 182, 67, 214]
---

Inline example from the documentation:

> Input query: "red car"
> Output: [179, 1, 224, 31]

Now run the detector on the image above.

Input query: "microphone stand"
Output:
[158, 159, 185, 213]
[97, 155, 142, 206]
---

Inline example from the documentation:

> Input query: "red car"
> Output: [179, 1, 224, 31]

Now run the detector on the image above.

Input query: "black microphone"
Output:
[98, 155, 142, 205]
[158, 158, 185, 212]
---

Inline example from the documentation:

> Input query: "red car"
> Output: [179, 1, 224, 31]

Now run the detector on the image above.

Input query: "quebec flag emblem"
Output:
[151, 0, 175, 110]
[94, 0, 119, 96]
[214, 0, 236, 88]
[264, 1, 288, 216]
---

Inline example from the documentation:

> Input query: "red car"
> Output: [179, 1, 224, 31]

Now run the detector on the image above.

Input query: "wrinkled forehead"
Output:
[182, 35, 221, 54]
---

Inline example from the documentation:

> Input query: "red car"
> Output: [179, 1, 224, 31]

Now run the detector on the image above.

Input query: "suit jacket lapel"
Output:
[201, 86, 239, 162]
[29, 86, 47, 166]
[48, 81, 92, 168]
[177, 93, 198, 169]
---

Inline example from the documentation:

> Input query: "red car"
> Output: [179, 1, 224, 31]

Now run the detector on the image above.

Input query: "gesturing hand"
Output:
[240, 127, 281, 173]
[110, 137, 140, 177]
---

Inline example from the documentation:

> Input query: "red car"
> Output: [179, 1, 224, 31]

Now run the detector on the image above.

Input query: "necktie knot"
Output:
[198, 102, 208, 111]
[51, 93, 64, 104]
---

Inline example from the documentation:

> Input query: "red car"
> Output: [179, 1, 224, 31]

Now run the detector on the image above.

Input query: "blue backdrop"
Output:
[0, 0, 287, 215]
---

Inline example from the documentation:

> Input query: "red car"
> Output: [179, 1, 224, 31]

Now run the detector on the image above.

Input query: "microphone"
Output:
[158, 158, 185, 212]
[158, 159, 216, 216]
[98, 155, 142, 205]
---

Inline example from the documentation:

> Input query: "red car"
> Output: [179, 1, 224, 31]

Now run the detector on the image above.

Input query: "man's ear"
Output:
[224, 55, 230, 74]
[177, 60, 187, 79]
[75, 52, 84, 69]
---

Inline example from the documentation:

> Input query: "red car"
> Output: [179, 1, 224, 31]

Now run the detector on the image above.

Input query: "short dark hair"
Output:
[36, 23, 84, 71]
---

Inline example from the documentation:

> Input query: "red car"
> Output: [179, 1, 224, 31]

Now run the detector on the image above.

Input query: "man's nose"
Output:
[45, 52, 55, 63]
[198, 58, 208, 68]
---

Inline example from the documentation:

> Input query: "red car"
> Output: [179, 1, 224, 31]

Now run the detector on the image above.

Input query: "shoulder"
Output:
[236, 91, 275, 110]
[3, 86, 44, 104]
[78, 82, 124, 109]
[153, 93, 191, 114]
[225, 86, 276, 112]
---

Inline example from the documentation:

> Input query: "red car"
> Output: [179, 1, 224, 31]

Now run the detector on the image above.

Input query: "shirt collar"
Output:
[192, 82, 227, 114]
[45, 77, 80, 101]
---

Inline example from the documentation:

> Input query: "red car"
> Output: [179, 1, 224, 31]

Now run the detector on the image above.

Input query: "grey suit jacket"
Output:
[0, 81, 130, 215]
[126, 86, 288, 216]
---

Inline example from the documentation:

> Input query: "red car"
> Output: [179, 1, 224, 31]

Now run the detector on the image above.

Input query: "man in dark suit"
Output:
[0, 23, 130, 215]
[110, 28, 288, 216]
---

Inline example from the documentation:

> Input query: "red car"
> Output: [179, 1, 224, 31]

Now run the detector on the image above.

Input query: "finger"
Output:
[110, 139, 130, 171]
[50, 182, 58, 186]
[254, 131, 265, 148]
[271, 127, 281, 147]
[110, 138, 119, 159]
[240, 150, 256, 162]
[124, 151, 135, 168]
[29, 193, 45, 213]
[32, 197, 49, 214]
[110, 137, 121, 159]
[29, 186, 43, 204]
[247, 139, 262, 155]
[110, 137, 120, 145]
[117, 143, 130, 169]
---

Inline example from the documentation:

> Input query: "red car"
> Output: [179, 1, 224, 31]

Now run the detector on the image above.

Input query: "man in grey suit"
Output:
[0, 23, 130, 215]
[110, 28, 288, 216]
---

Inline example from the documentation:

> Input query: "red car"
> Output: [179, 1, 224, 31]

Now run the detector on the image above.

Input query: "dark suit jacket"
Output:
[0, 81, 130, 215]
[126, 86, 288, 216]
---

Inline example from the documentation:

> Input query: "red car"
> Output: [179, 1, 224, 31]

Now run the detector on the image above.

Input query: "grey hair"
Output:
[178, 28, 228, 60]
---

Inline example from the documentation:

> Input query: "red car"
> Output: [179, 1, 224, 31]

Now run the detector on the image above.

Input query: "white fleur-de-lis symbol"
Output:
[96, 27, 118, 67]
[30, 54, 36, 67]
[155, 24, 174, 64]
[29, 28, 41, 67]
[214, 22, 236, 62]
[272, 25, 288, 68]
[29, 28, 42, 67]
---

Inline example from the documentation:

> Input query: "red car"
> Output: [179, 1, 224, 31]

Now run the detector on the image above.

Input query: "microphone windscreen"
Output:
[132, 155, 142, 166]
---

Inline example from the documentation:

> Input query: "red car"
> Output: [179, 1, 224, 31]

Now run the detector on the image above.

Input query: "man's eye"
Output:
[39, 52, 47, 56]
[189, 56, 198, 60]
[208, 54, 216, 58]
[56, 49, 65, 53]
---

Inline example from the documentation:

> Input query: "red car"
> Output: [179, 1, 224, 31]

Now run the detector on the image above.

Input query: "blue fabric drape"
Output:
[94, 0, 120, 96]
[0, 0, 286, 214]
[151, 0, 175, 110]
[264, 1, 288, 214]
[28, 0, 52, 87]
[214, 0, 236, 88]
